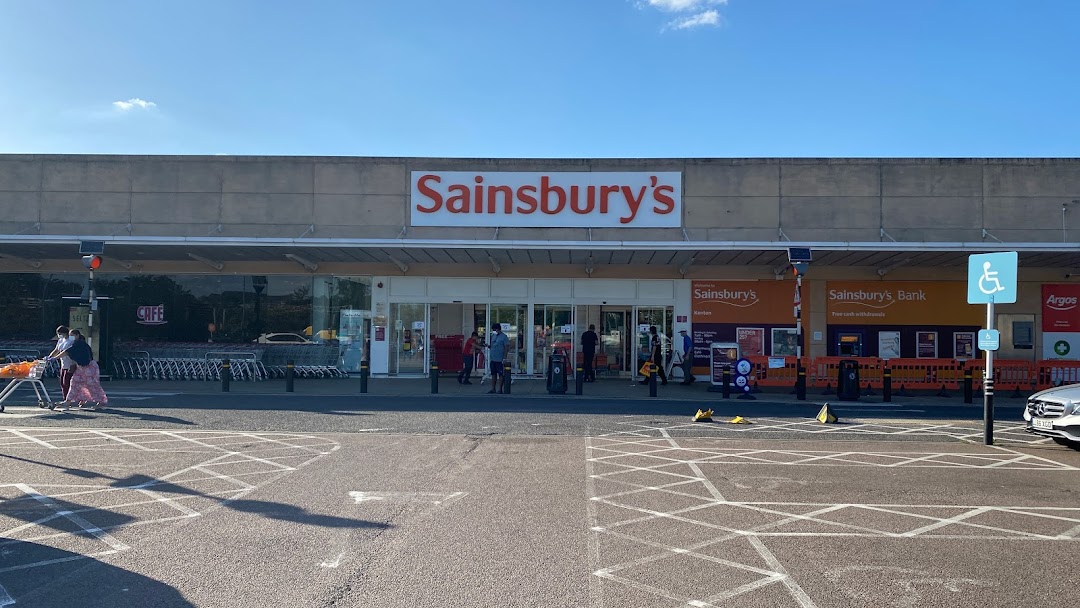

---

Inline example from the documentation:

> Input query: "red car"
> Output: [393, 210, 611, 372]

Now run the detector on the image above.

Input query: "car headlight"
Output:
[1068, 401, 1080, 415]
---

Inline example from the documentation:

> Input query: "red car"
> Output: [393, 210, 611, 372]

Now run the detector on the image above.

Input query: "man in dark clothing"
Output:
[581, 324, 599, 382]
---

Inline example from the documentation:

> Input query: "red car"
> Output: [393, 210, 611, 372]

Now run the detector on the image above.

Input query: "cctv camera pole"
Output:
[984, 297, 995, 445]
[795, 270, 806, 400]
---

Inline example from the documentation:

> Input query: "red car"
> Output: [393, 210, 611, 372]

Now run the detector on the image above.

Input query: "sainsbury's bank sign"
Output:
[410, 171, 682, 228]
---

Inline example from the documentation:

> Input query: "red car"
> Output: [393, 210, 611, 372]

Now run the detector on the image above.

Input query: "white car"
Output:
[254, 333, 311, 344]
[1024, 383, 1080, 448]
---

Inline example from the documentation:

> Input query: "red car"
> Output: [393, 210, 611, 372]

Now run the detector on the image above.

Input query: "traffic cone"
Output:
[692, 408, 713, 422]
[816, 403, 838, 424]
[729, 415, 751, 424]
[896, 384, 911, 397]
[863, 382, 876, 396]
[936, 384, 950, 398]
[821, 382, 834, 396]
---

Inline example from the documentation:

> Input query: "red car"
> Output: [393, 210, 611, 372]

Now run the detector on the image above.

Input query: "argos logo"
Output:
[1046, 294, 1079, 311]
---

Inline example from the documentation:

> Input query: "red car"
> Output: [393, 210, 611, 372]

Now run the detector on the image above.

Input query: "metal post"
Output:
[883, 367, 892, 402]
[575, 365, 583, 395]
[964, 368, 973, 404]
[221, 358, 231, 392]
[795, 274, 806, 401]
[87, 269, 95, 350]
[722, 364, 731, 399]
[649, 363, 658, 397]
[285, 360, 294, 392]
[430, 362, 439, 394]
[984, 300, 995, 445]
[360, 359, 369, 394]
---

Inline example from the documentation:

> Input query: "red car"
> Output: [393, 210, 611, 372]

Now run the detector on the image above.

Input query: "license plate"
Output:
[1033, 418, 1055, 431]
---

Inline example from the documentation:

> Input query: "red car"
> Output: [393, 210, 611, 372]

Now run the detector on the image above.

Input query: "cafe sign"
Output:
[410, 171, 681, 228]
[137, 305, 167, 326]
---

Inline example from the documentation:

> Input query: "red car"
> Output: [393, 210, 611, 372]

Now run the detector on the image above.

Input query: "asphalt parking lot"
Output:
[1, 416, 1077, 607]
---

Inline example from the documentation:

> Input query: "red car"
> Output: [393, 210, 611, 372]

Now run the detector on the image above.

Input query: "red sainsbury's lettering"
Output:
[415, 174, 442, 212]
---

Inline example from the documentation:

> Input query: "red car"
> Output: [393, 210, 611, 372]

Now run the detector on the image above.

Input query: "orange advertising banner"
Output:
[826, 281, 982, 326]
[692, 281, 807, 324]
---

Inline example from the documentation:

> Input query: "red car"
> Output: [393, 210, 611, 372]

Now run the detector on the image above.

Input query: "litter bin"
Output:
[837, 359, 860, 401]
[548, 352, 568, 394]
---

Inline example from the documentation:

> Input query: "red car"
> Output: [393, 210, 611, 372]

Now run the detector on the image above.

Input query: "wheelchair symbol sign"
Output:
[967, 252, 1017, 304]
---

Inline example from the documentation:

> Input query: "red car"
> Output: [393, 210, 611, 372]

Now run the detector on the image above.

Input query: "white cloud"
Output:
[113, 98, 157, 111]
[648, 0, 726, 12]
[668, 9, 721, 30]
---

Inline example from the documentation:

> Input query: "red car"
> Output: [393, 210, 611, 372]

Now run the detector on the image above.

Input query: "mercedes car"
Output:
[1024, 383, 1080, 448]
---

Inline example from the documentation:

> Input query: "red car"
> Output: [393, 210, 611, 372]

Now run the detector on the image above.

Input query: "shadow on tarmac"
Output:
[0, 540, 195, 608]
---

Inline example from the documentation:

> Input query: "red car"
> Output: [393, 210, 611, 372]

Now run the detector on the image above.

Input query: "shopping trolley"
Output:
[0, 360, 53, 412]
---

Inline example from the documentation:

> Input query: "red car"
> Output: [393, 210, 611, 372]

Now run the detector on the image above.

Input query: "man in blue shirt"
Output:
[679, 329, 696, 385]
[487, 323, 510, 394]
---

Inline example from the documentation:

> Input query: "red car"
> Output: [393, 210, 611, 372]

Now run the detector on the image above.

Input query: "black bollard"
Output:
[360, 360, 369, 394]
[722, 364, 731, 399]
[503, 361, 511, 394]
[883, 367, 892, 402]
[963, 369, 973, 404]
[796, 365, 807, 401]
[285, 360, 294, 393]
[221, 358, 231, 392]
[649, 363, 658, 397]
[430, 363, 439, 394]
[576, 366, 583, 395]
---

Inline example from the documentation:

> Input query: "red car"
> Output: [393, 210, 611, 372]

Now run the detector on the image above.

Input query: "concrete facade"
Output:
[0, 155, 1077, 245]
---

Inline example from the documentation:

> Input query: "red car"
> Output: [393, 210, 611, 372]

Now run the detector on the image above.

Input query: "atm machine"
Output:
[837, 333, 863, 357]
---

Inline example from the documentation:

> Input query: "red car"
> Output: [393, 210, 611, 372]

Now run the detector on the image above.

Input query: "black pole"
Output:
[430, 363, 439, 394]
[722, 364, 731, 399]
[963, 369, 973, 404]
[796, 364, 806, 401]
[503, 361, 511, 394]
[360, 360, 369, 394]
[984, 378, 994, 445]
[883, 367, 892, 402]
[221, 358, 231, 392]
[649, 363, 658, 397]
[575, 365, 583, 395]
[285, 360, 294, 392]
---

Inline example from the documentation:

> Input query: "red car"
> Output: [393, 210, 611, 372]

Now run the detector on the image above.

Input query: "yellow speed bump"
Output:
[816, 403, 838, 424]
[728, 416, 751, 424]
[692, 408, 713, 422]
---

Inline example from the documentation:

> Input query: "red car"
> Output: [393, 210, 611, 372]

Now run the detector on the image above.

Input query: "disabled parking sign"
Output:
[967, 252, 1018, 304]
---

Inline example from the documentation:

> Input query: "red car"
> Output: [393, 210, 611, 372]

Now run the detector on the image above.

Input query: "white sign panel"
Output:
[411, 171, 682, 228]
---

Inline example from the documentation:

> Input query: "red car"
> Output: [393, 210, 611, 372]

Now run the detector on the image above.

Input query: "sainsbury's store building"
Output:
[0, 155, 1076, 377]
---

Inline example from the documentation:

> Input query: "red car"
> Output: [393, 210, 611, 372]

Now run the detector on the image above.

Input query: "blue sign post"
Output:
[968, 252, 1018, 446]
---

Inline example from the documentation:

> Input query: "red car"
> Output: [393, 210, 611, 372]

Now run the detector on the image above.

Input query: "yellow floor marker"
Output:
[729, 416, 751, 424]
[692, 408, 713, 422]
[816, 403, 838, 424]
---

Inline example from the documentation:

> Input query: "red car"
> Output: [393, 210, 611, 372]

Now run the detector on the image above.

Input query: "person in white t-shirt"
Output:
[45, 325, 76, 400]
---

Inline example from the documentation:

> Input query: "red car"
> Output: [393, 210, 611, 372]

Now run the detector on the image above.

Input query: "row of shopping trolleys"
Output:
[109, 355, 348, 380]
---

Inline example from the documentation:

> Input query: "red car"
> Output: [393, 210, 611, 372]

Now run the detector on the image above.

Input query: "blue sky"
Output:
[1, 0, 1078, 158]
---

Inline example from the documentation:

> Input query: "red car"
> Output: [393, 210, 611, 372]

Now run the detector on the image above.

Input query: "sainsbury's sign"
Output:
[410, 171, 682, 228]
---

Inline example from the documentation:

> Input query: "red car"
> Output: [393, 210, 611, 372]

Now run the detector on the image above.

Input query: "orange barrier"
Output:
[1035, 360, 1080, 390]
[809, 357, 883, 388]
[885, 358, 965, 390]
[965, 360, 1035, 391]
[745, 356, 799, 387]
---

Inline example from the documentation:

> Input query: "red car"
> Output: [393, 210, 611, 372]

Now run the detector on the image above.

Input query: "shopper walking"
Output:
[458, 331, 480, 385]
[581, 324, 598, 382]
[638, 325, 668, 386]
[56, 330, 108, 410]
[678, 329, 696, 385]
[486, 323, 509, 394]
[45, 325, 75, 401]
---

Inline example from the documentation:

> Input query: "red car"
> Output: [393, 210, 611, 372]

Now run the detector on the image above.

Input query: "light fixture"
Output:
[0, 254, 42, 269]
[876, 257, 912, 277]
[488, 256, 502, 274]
[773, 265, 790, 280]
[585, 255, 595, 276]
[388, 255, 409, 274]
[678, 255, 696, 277]
[187, 253, 223, 271]
[285, 253, 319, 272]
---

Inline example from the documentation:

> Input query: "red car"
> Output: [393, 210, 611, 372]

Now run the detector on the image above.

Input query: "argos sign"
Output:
[410, 171, 682, 228]
[1042, 284, 1080, 332]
